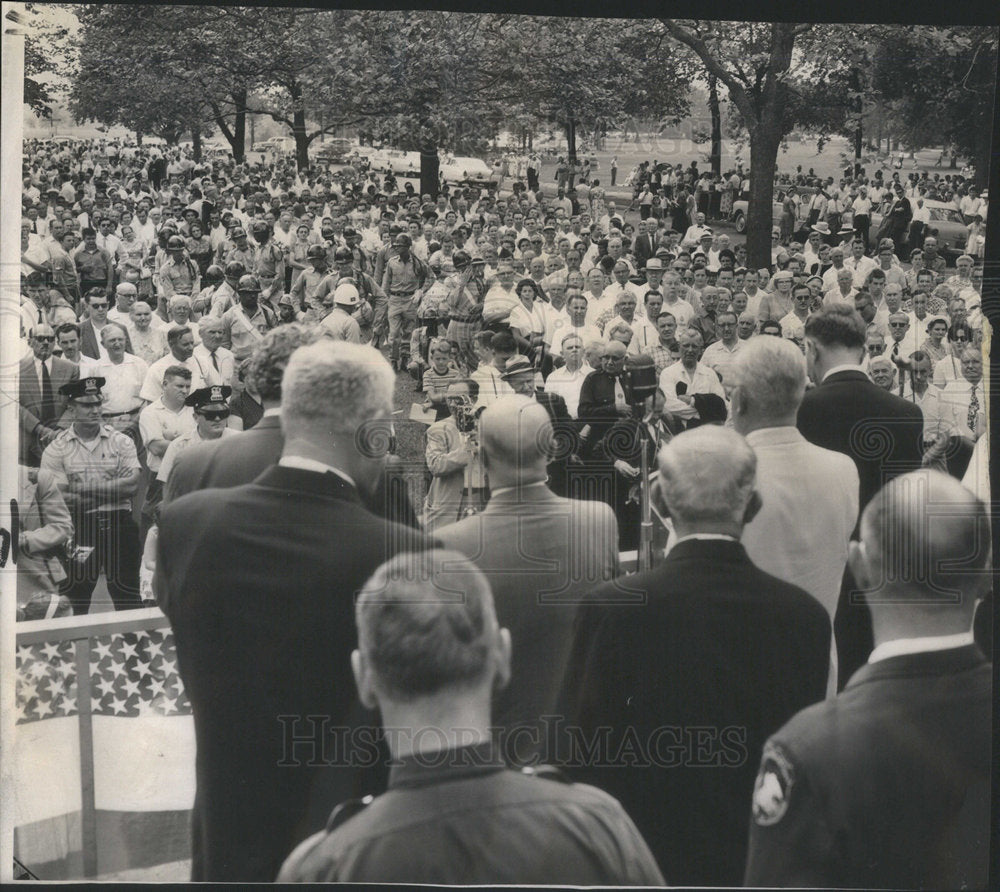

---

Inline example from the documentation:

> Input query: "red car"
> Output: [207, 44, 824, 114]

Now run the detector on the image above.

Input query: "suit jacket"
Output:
[797, 369, 924, 685]
[154, 465, 434, 882]
[15, 466, 72, 602]
[745, 646, 991, 889]
[633, 234, 658, 270]
[79, 318, 133, 361]
[437, 483, 620, 765]
[534, 389, 577, 497]
[577, 370, 628, 459]
[18, 354, 78, 464]
[558, 538, 830, 886]
[163, 413, 420, 528]
[797, 369, 923, 512]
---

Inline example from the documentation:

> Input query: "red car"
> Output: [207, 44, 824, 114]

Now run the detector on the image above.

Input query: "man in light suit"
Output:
[557, 426, 830, 887]
[18, 324, 79, 465]
[732, 336, 860, 694]
[155, 340, 435, 882]
[191, 316, 236, 388]
[437, 395, 619, 766]
[797, 304, 924, 686]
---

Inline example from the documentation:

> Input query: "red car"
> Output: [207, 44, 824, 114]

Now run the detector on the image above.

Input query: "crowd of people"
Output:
[13, 135, 991, 887]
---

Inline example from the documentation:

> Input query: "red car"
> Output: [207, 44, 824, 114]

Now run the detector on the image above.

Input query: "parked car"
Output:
[868, 199, 968, 260]
[440, 154, 492, 186]
[731, 186, 817, 235]
[313, 137, 352, 163]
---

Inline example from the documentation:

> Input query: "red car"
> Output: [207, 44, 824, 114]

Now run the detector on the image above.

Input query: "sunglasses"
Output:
[199, 410, 230, 420]
[33, 335, 55, 342]
[89, 302, 109, 308]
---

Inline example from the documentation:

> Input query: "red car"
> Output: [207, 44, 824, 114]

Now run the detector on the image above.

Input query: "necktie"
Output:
[210, 351, 219, 372]
[967, 388, 979, 434]
[891, 342, 900, 361]
[40, 361, 55, 423]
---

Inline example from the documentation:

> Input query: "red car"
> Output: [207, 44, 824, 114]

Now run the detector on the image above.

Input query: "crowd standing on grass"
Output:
[14, 135, 992, 888]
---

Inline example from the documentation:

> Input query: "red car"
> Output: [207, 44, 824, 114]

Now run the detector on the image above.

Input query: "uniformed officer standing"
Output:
[40, 377, 143, 615]
[381, 234, 427, 371]
[220, 275, 276, 362]
[744, 470, 992, 889]
[317, 283, 363, 343]
[157, 385, 237, 491]
[277, 550, 665, 886]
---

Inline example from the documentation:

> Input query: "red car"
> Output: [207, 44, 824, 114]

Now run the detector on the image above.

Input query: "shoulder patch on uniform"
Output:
[325, 793, 374, 833]
[752, 742, 796, 826]
[520, 764, 571, 783]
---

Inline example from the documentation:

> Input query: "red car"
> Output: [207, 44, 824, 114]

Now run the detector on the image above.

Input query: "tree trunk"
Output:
[420, 140, 440, 200]
[566, 115, 578, 166]
[232, 89, 246, 163]
[745, 124, 783, 270]
[289, 80, 309, 171]
[852, 69, 863, 178]
[192, 125, 202, 161]
[249, 114, 256, 152]
[708, 73, 722, 177]
[135, 131, 143, 147]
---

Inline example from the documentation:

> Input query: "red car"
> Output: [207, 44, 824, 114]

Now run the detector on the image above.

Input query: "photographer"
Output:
[422, 379, 487, 531]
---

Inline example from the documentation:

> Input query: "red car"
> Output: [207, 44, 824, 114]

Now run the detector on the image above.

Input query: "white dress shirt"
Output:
[658, 362, 726, 420]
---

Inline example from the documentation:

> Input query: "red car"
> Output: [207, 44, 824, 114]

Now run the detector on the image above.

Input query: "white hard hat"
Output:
[333, 282, 360, 306]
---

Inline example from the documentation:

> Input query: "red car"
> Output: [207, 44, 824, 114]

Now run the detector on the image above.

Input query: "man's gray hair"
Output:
[198, 315, 224, 334]
[281, 339, 394, 435]
[657, 426, 757, 525]
[100, 321, 129, 342]
[732, 335, 807, 419]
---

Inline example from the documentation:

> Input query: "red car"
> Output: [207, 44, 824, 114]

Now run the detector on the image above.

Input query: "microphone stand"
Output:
[636, 418, 654, 572]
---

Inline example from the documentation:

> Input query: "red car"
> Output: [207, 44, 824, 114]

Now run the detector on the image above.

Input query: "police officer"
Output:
[221, 274, 276, 362]
[277, 550, 665, 885]
[158, 385, 236, 492]
[40, 377, 143, 615]
[159, 234, 200, 301]
[744, 470, 991, 889]
[289, 244, 331, 317]
[381, 234, 427, 371]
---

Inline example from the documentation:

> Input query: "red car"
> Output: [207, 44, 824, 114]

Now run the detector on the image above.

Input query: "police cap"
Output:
[60, 377, 106, 402]
[185, 385, 232, 410]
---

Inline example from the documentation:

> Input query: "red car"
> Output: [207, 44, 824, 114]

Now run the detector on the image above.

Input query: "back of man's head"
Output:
[281, 339, 394, 438]
[249, 324, 316, 403]
[355, 550, 504, 701]
[479, 395, 552, 480]
[657, 426, 757, 528]
[731, 335, 807, 432]
[804, 304, 866, 351]
[855, 471, 990, 618]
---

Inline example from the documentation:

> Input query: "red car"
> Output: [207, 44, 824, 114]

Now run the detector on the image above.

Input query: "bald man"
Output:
[437, 396, 619, 766]
[745, 471, 991, 889]
[560, 426, 830, 886]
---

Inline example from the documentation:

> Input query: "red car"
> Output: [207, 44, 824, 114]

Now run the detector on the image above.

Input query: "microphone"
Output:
[626, 352, 658, 404]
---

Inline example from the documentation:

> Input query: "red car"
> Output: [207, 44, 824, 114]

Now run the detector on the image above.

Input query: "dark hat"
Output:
[690, 393, 728, 425]
[499, 355, 535, 380]
[185, 385, 232, 410]
[60, 377, 106, 402]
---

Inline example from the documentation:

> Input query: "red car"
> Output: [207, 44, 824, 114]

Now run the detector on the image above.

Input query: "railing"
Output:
[13, 607, 192, 880]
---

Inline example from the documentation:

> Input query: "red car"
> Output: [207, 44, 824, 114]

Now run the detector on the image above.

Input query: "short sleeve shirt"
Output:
[40, 424, 141, 511]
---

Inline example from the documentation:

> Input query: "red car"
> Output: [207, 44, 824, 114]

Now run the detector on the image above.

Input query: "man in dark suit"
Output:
[558, 425, 830, 887]
[797, 304, 924, 686]
[164, 325, 419, 526]
[745, 471, 991, 889]
[154, 340, 435, 882]
[576, 338, 631, 461]
[19, 324, 79, 465]
[500, 355, 578, 498]
[632, 219, 659, 271]
[79, 288, 133, 360]
[438, 396, 620, 767]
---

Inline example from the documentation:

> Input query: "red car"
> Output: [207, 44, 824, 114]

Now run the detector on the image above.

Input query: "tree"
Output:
[871, 25, 997, 189]
[14, 3, 72, 118]
[663, 20, 811, 269]
[509, 17, 689, 170]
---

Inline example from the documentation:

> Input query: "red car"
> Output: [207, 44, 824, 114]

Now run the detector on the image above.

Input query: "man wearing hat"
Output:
[500, 355, 575, 495]
[318, 282, 363, 343]
[381, 233, 428, 371]
[289, 244, 332, 317]
[249, 221, 285, 304]
[157, 385, 236, 492]
[40, 376, 143, 614]
[221, 274, 277, 362]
